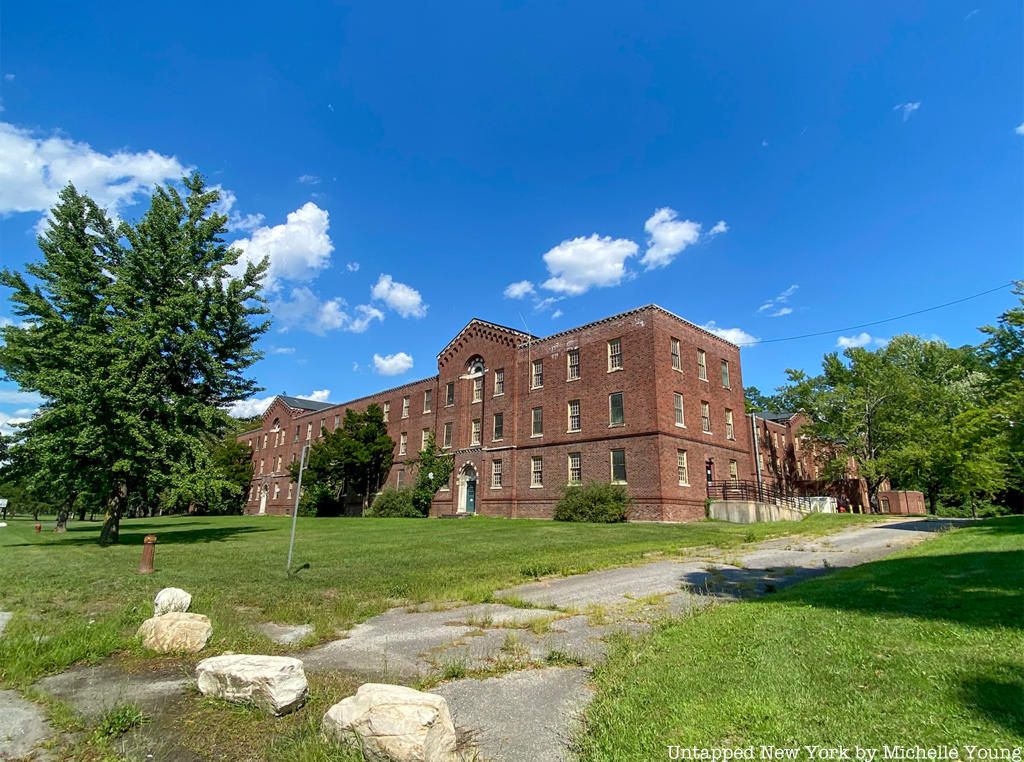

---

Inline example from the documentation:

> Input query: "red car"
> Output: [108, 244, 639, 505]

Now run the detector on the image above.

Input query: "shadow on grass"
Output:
[680, 517, 1024, 630]
[7, 524, 273, 547]
[958, 666, 1024, 738]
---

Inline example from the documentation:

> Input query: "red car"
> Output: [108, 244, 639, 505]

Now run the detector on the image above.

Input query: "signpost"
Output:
[286, 443, 310, 574]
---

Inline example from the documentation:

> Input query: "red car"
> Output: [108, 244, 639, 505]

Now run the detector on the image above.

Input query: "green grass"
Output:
[577, 517, 1024, 759]
[0, 511, 873, 688]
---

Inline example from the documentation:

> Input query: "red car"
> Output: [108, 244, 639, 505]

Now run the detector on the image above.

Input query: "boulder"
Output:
[322, 683, 459, 762]
[196, 654, 308, 716]
[137, 612, 212, 653]
[154, 587, 192, 616]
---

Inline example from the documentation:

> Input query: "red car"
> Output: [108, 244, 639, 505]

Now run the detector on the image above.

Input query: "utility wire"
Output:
[738, 281, 1016, 347]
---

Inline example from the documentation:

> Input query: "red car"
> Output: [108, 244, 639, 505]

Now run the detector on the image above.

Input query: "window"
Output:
[383, 401, 390, 421]
[609, 392, 624, 426]
[493, 412, 504, 441]
[530, 456, 543, 487]
[471, 419, 482, 446]
[701, 401, 711, 433]
[401, 395, 410, 418]
[259, 458, 264, 474]
[721, 359, 731, 389]
[399, 432, 407, 455]
[532, 407, 543, 437]
[294, 425, 300, 442]
[334, 414, 340, 430]
[567, 348, 580, 380]
[306, 423, 312, 441]
[673, 393, 685, 427]
[423, 389, 432, 413]
[677, 450, 690, 486]
[725, 409, 735, 440]
[567, 399, 581, 432]
[729, 459, 739, 481]
[287, 482, 293, 500]
[608, 338, 623, 371]
[568, 452, 582, 485]
[472, 376, 483, 403]
[610, 449, 627, 483]
[494, 368, 504, 396]
[276, 455, 282, 472]
[263, 434, 268, 449]
[671, 338, 681, 370]
[532, 359, 544, 388]
[397, 469, 405, 488]
[442, 421, 452, 449]
[320, 418, 326, 436]
[273, 482, 280, 499]
[697, 349, 708, 381]
[421, 428, 430, 450]
[445, 382, 455, 406]
[491, 459, 503, 488]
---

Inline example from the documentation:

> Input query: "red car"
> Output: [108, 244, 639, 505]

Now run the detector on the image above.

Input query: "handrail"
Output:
[706, 480, 822, 511]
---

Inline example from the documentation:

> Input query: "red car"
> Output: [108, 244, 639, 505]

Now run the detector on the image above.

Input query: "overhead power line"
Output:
[738, 281, 1017, 347]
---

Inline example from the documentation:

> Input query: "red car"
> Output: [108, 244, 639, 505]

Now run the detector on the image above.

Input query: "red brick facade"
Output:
[239, 305, 752, 522]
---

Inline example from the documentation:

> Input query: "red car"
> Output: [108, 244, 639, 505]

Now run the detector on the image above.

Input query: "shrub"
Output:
[366, 488, 420, 518]
[554, 482, 631, 523]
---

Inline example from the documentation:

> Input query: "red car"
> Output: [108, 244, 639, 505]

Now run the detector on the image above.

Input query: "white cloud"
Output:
[3, 74, 14, 82]
[541, 234, 638, 295]
[371, 274, 427, 318]
[894, 102, 921, 121]
[271, 287, 383, 335]
[210, 186, 265, 233]
[641, 208, 702, 270]
[708, 220, 729, 237]
[551, 309, 563, 319]
[0, 388, 44, 405]
[229, 202, 333, 290]
[346, 262, 360, 272]
[504, 280, 536, 299]
[701, 321, 758, 346]
[297, 174, 321, 185]
[373, 351, 414, 376]
[836, 332, 874, 349]
[758, 284, 799, 318]
[0, 409, 33, 436]
[226, 389, 331, 419]
[0, 122, 188, 217]
[1016, 122, 1024, 136]
[269, 346, 296, 355]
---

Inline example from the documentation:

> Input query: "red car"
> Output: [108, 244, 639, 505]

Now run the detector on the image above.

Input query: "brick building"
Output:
[239, 304, 752, 521]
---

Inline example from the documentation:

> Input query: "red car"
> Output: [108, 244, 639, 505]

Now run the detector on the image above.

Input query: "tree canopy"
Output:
[0, 176, 269, 541]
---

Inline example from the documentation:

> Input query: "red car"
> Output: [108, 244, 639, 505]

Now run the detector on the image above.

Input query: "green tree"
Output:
[0, 176, 269, 543]
[410, 432, 453, 517]
[293, 404, 394, 514]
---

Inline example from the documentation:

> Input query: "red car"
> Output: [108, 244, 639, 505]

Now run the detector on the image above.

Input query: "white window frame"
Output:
[532, 407, 543, 437]
[701, 401, 711, 433]
[494, 368, 505, 396]
[445, 382, 455, 407]
[671, 338, 681, 371]
[677, 450, 690, 486]
[721, 359, 731, 389]
[472, 376, 483, 403]
[470, 419, 481, 446]
[610, 449, 627, 484]
[567, 348, 580, 380]
[532, 359, 544, 389]
[383, 401, 390, 421]
[568, 452, 582, 485]
[399, 432, 408, 455]
[729, 459, 739, 482]
[567, 399, 581, 432]
[493, 412, 503, 441]
[608, 392, 624, 427]
[421, 428, 430, 451]
[608, 337, 623, 371]
[442, 421, 452, 449]
[401, 395, 410, 419]
[530, 456, 543, 487]
[725, 409, 735, 440]
[673, 392, 685, 428]
[491, 459, 503, 489]
[697, 349, 708, 381]
[423, 389, 432, 413]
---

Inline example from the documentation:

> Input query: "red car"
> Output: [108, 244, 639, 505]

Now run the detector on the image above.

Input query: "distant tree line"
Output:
[745, 282, 1024, 515]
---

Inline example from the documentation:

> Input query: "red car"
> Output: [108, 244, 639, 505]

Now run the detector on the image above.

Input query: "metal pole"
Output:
[751, 413, 764, 503]
[287, 443, 309, 574]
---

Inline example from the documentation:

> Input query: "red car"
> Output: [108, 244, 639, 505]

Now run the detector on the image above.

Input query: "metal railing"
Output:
[706, 480, 823, 511]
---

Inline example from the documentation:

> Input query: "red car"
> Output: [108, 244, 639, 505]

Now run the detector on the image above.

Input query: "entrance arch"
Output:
[457, 463, 478, 514]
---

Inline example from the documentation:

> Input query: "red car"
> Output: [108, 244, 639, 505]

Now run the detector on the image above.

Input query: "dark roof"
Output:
[758, 411, 798, 422]
[278, 395, 334, 412]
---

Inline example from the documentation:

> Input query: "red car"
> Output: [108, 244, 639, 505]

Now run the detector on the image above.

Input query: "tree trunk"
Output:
[99, 488, 126, 545]
[927, 486, 939, 515]
[78, 504, 87, 522]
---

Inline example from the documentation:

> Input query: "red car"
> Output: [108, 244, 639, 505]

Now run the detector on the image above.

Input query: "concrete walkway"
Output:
[10, 517, 958, 761]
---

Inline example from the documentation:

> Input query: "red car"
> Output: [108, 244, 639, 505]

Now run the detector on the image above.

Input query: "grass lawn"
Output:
[577, 517, 1024, 759]
[0, 511, 875, 689]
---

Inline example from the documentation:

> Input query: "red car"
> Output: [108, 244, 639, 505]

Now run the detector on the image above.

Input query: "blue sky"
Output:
[1, 2, 1021, 424]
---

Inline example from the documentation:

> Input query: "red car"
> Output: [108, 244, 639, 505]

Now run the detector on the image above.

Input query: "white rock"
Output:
[137, 612, 212, 653]
[322, 683, 459, 762]
[196, 654, 308, 716]
[154, 587, 192, 616]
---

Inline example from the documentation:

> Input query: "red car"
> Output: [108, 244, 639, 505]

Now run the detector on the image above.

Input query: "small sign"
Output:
[0, 499, 8, 508]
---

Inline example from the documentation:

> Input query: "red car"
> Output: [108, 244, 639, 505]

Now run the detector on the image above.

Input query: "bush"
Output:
[554, 482, 631, 523]
[366, 488, 420, 518]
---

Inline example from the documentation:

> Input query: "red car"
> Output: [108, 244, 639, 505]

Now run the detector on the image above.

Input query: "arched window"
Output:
[466, 356, 485, 375]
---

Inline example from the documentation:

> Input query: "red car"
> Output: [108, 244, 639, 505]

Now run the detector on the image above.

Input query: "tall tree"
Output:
[293, 405, 395, 514]
[411, 432, 454, 517]
[0, 176, 269, 543]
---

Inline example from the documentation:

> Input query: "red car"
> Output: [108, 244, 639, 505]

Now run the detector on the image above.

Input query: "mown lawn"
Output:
[0, 511, 874, 688]
[578, 517, 1024, 759]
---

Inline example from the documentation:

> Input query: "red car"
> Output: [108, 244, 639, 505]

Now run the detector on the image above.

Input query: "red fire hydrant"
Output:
[138, 534, 157, 574]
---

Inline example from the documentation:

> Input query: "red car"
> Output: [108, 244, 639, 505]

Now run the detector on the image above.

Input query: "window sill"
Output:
[611, 480, 628, 486]
[678, 482, 690, 487]
[493, 392, 504, 398]
[530, 434, 543, 439]
[471, 400, 482, 405]
[566, 376, 580, 382]
[608, 423, 625, 429]
[674, 423, 686, 429]
[531, 386, 543, 391]
[529, 484, 544, 489]
[566, 429, 581, 434]
[607, 367, 624, 374]
[672, 366, 683, 373]
[470, 441, 481, 448]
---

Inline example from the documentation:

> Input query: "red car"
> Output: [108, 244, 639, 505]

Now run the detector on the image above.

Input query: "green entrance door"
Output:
[466, 479, 477, 514]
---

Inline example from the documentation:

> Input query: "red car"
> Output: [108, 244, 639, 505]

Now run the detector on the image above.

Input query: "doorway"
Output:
[458, 463, 478, 514]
